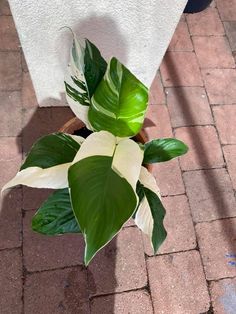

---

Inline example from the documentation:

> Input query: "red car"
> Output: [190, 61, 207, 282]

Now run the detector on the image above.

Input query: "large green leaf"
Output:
[2, 133, 83, 191]
[68, 131, 143, 265]
[21, 133, 82, 170]
[135, 167, 166, 253]
[32, 189, 80, 235]
[65, 35, 107, 127]
[88, 57, 148, 137]
[143, 138, 188, 164]
[69, 156, 137, 265]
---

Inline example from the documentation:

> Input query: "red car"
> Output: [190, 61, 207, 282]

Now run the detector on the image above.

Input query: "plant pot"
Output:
[59, 117, 152, 171]
[184, 0, 213, 13]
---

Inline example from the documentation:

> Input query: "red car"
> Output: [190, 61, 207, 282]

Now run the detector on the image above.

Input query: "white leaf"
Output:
[1, 163, 71, 191]
[72, 131, 116, 164]
[135, 166, 161, 239]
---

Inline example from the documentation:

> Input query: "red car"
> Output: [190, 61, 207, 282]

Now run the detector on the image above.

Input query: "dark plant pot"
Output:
[184, 0, 213, 13]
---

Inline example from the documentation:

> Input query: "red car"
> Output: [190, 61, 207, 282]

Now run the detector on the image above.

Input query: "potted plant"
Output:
[184, 0, 213, 13]
[2, 34, 188, 266]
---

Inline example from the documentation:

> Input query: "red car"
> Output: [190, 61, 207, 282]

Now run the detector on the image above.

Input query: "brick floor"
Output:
[184, 169, 236, 222]
[210, 278, 236, 313]
[196, 219, 236, 280]
[175, 126, 224, 171]
[0, 249, 22, 314]
[167, 87, 213, 127]
[223, 145, 236, 189]
[91, 290, 153, 314]
[23, 210, 84, 272]
[202, 69, 236, 104]
[213, 105, 236, 144]
[1, 1, 236, 313]
[143, 195, 196, 255]
[160, 52, 203, 87]
[193, 36, 235, 69]
[24, 266, 89, 314]
[88, 228, 147, 296]
[186, 6, 225, 36]
[147, 251, 210, 313]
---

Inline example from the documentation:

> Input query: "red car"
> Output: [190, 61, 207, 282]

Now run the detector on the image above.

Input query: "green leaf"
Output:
[68, 155, 137, 265]
[32, 189, 80, 235]
[21, 133, 82, 170]
[135, 167, 166, 253]
[88, 57, 148, 137]
[142, 186, 167, 253]
[143, 138, 188, 164]
[65, 36, 107, 127]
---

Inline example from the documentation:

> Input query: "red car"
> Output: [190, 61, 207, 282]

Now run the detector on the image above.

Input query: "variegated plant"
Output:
[2, 34, 188, 265]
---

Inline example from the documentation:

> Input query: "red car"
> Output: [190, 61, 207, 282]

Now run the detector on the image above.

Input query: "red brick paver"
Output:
[223, 145, 236, 189]
[213, 105, 236, 144]
[24, 266, 89, 314]
[88, 228, 147, 296]
[210, 278, 236, 314]
[175, 126, 224, 171]
[147, 251, 210, 314]
[1, 1, 236, 313]
[196, 219, 236, 280]
[184, 169, 236, 222]
[0, 249, 22, 314]
[91, 290, 153, 314]
[167, 87, 213, 127]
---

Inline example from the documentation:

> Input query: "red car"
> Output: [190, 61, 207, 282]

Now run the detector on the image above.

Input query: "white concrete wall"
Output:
[9, 0, 187, 107]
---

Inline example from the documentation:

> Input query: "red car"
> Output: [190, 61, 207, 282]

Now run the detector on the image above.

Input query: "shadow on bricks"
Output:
[16, 104, 118, 313]
[165, 53, 236, 254]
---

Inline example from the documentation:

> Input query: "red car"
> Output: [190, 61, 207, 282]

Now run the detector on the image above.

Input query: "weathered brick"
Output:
[224, 21, 236, 52]
[0, 16, 20, 50]
[88, 227, 147, 296]
[186, 6, 225, 35]
[22, 186, 52, 211]
[216, 0, 236, 21]
[210, 278, 236, 314]
[0, 188, 22, 249]
[0, 137, 22, 189]
[202, 69, 236, 104]
[167, 87, 213, 127]
[24, 267, 89, 314]
[144, 104, 173, 140]
[22, 107, 74, 153]
[223, 145, 236, 190]
[168, 20, 193, 51]
[149, 72, 165, 105]
[213, 105, 236, 144]
[152, 159, 185, 196]
[0, 91, 22, 136]
[193, 36, 235, 68]
[22, 72, 38, 108]
[0, 51, 21, 90]
[160, 52, 203, 87]
[147, 251, 210, 313]
[0, 249, 22, 314]
[184, 169, 236, 222]
[23, 210, 84, 272]
[0, 0, 11, 15]
[143, 195, 196, 255]
[196, 218, 236, 280]
[175, 126, 224, 170]
[91, 290, 153, 314]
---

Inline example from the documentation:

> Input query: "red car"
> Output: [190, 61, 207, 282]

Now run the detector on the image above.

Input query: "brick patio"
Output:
[0, 0, 236, 313]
